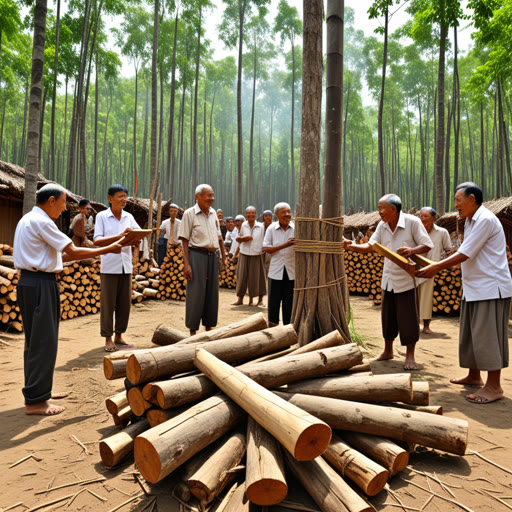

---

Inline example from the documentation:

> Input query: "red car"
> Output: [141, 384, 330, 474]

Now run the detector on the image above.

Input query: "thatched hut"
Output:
[343, 210, 381, 240]
[124, 197, 184, 228]
[0, 160, 107, 245]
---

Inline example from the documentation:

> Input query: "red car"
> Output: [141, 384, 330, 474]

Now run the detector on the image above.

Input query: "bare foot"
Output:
[104, 340, 117, 352]
[404, 358, 419, 370]
[231, 300, 244, 306]
[422, 327, 433, 334]
[256, 301, 264, 307]
[450, 376, 484, 386]
[248, 302, 256, 306]
[114, 336, 133, 349]
[466, 386, 504, 404]
[374, 351, 394, 361]
[26, 401, 65, 415]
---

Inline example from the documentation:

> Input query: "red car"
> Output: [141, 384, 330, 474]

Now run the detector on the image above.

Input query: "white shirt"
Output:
[94, 208, 140, 274]
[238, 221, 265, 256]
[369, 212, 433, 293]
[160, 218, 181, 244]
[229, 227, 239, 256]
[458, 205, 512, 301]
[178, 203, 222, 250]
[425, 224, 452, 262]
[13, 206, 72, 273]
[263, 221, 295, 280]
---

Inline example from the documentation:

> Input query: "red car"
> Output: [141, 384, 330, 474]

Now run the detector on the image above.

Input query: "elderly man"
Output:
[229, 214, 245, 260]
[224, 217, 236, 251]
[158, 203, 181, 265]
[232, 206, 266, 307]
[263, 202, 295, 325]
[417, 183, 512, 404]
[94, 185, 141, 352]
[418, 207, 453, 334]
[69, 199, 94, 247]
[217, 209, 227, 239]
[179, 184, 226, 335]
[262, 210, 273, 232]
[13, 184, 123, 415]
[344, 194, 433, 370]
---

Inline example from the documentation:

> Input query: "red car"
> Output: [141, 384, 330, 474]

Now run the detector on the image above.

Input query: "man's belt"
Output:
[190, 246, 218, 255]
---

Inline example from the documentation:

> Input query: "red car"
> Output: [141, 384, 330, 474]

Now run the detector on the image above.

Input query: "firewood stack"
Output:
[0, 246, 22, 332]
[345, 250, 463, 312]
[100, 315, 469, 511]
[157, 244, 187, 301]
[219, 254, 237, 289]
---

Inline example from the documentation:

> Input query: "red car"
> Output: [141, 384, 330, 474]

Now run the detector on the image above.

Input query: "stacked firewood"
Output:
[100, 314, 469, 511]
[345, 251, 463, 312]
[157, 244, 187, 301]
[219, 254, 237, 289]
[0, 246, 22, 332]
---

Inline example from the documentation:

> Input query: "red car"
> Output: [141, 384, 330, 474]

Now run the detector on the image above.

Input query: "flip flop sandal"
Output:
[466, 395, 502, 404]
[104, 346, 118, 352]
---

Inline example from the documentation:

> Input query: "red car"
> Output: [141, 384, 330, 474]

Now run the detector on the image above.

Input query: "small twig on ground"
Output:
[451, 475, 494, 485]
[102, 484, 132, 497]
[24, 493, 76, 512]
[476, 435, 503, 448]
[467, 450, 512, 476]
[105, 492, 144, 512]
[9, 454, 42, 468]
[135, 475, 150, 496]
[36, 476, 106, 495]
[3, 502, 24, 512]
[420, 495, 434, 511]
[385, 484, 410, 512]
[86, 489, 108, 503]
[66, 489, 86, 508]
[382, 504, 421, 511]
[404, 479, 475, 512]
[481, 490, 512, 510]
[22, 472, 37, 477]
[69, 434, 92, 456]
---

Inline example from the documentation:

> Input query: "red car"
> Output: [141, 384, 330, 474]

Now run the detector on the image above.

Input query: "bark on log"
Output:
[324, 434, 389, 496]
[284, 452, 373, 512]
[187, 427, 247, 507]
[134, 394, 245, 483]
[279, 373, 413, 404]
[339, 431, 409, 476]
[151, 325, 188, 346]
[221, 483, 254, 512]
[105, 391, 128, 415]
[154, 344, 363, 409]
[411, 381, 430, 405]
[145, 407, 187, 428]
[176, 312, 268, 345]
[287, 330, 345, 355]
[99, 419, 150, 467]
[112, 406, 133, 428]
[194, 349, 331, 461]
[276, 392, 468, 456]
[245, 417, 287, 506]
[377, 403, 443, 415]
[127, 325, 298, 384]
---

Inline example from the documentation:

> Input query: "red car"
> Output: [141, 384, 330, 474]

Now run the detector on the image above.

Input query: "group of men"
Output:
[12, 180, 511, 416]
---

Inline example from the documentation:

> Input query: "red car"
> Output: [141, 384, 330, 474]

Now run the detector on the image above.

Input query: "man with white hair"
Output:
[13, 184, 124, 415]
[263, 202, 295, 325]
[229, 214, 245, 259]
[179, 184, 226, 335]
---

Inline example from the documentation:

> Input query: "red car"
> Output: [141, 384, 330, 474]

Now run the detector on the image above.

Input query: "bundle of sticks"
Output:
[157, 244, 187, 301]
[101, 313, 468, 511]
[218, 254, 237, 289]
[0, 246, 22, 332]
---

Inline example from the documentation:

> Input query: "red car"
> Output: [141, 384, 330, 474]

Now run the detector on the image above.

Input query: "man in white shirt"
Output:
[179, 184, 226, 335]
[223, 217, 235, 252]
[263, 202, 295, 325]
[232, 206, 266, 306]
[418, 207, 453, 333]
[14, 184, 123, 415]
[94, 184, 141, 352]
[417, 183, 512, 404]
[344, 194, 433, 370]
[158, 203, 181, 265]
[229, 215, 245, 258]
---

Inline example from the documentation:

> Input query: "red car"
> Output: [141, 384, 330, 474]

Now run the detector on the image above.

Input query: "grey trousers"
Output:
[100, 273, 132, 337]
[17, 270, 60, 405]
[459, 298, 510, 371]
[186, 249, 219, 330]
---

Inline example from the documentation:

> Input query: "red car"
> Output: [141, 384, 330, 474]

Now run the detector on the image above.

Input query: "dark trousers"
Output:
[100, 273, 132, 337]
[268, 268, 295, 325]
[381, 288, 419, 346]
[157, 236, 167, 266]
[186, 249, 219, 330]
[17, 270, 60, 405]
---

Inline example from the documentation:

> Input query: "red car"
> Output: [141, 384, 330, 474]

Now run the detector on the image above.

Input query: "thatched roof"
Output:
[0, 160, 107, 216]
[343, 211, 381, 236]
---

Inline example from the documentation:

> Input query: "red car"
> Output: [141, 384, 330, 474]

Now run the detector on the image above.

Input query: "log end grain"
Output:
[134, 436, 162, 484]
[294, 423, 332, 461]
[391, 450, 410, 475]
[99, 440, 117, 467]
[127, 387, 150, 417]
[364, 468, 390, 496]
[246, 479, 288, 506]
[126, 354, 143, 384]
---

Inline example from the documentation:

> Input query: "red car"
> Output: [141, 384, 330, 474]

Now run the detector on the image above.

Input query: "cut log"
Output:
[142, 288, 158, 298]
[284, 452, 373, 512]
[127, 325, 298, 384]
[324, 433, 389, 496]
[411, 381, 430, 405]
[187, 427, 247, 507]
[377, 403, 443, 415]
[194, 349, 331, 461]
[279, 373, 413, 404]
[145, 406, 187, 428]
[221, 483, 253, 512]
[275, 392, 468, 456]
[283, 330, 345, 355]
[339, 431, 409, 476]
[104, 349, 146, 380]
[151, 325, 188, 346]
[105, 391, 128, 415]
[176, 312, 268, 345]
[0, 264, 15, 280]
[127, 386, 152, 417]
[99, 419, 150, 467]
[113, 406, 133, 428]
[154, 344, 363, 409]
[134, 394, 245, 483]
[245, 417, 287, 506]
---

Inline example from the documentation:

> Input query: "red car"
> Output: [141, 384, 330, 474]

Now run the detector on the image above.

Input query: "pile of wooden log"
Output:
[0, 243, 13, 258]
[156, 244, 187, 301]
[0, 246, 22, 332]
[219, 254, 237, 289]
[100, 314, 469, 511]
[345, 250, 463, 312]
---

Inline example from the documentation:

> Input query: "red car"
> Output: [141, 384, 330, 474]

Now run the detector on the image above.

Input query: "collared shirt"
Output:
[229, 227, 239, 255]
[458, 205, 512, 301]
[178, 203, 221, 250]
[94, 207, 140, 274]
[160, 218, 181, 244]
[263, 221, 295, 280]
[425, 224, 452, 262]
[13, 206, 71, 273]
[369, 211, 433, 293]
[238, 221, 265, 256]
[225, 228, 235, 246]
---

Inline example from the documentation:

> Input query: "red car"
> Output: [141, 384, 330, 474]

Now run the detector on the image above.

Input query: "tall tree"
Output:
[150, 0, 159, 192]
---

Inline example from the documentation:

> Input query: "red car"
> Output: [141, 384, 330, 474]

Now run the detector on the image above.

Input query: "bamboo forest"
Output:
[0, 0, 511, 215]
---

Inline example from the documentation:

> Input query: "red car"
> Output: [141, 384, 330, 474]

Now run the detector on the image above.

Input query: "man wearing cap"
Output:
[230, 215, 245, 261]
[13, 184, 124, 415]
[224, 217, 236, 252]
[179, 184, 227, 335]
[159, 204, 181, 259]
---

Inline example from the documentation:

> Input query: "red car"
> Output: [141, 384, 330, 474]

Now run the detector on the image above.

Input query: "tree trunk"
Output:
[23, 0, 48, 214]
[49, 0, 60, 181]
[236, 1, 246, 212]
[150, 0, 159, 192]
[192, 6, 202, 186]
[377, 6, 388, 196]
[249, 35, 257, 203]
[435, 10, 446, 213]
[290, 41, 296, 209]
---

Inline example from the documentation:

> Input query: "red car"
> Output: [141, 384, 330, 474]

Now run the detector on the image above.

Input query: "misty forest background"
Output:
[0, 0, 511, 216]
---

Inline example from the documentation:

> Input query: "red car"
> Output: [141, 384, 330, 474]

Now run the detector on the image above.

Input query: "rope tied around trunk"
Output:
[293, 216, 345, 255]
[293, 274, 347, 291]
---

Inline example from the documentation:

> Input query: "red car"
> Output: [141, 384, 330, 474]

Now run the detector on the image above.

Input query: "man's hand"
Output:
[184, 263, 193, 281]
[415, 263, 440, 279]
[397, 246, 412, 258]
[343, 238, 352, 250]
[108, 240, 124, 254]
[286, 238, 295, 247]
[220, 257, 226, 272]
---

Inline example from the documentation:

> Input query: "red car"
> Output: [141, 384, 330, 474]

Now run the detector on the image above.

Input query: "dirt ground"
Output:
[1, 291, 512, 512]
